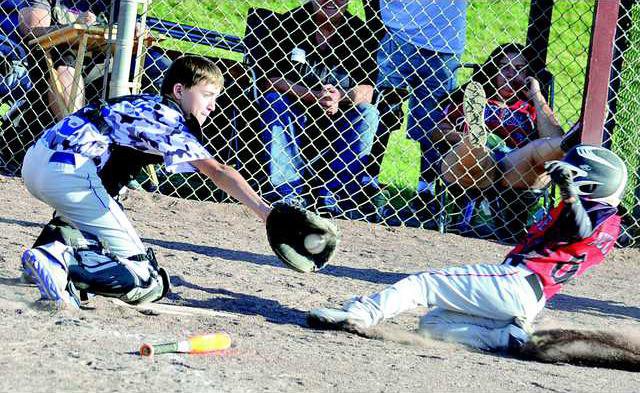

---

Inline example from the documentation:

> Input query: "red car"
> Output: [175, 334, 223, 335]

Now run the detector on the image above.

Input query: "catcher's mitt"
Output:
[266, 202, 340, 273]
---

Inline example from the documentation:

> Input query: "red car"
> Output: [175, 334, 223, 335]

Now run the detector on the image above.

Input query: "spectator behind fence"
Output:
[366, 0, 468, 228]
[0, 0, 31, 104]
[0, 0, 33, 173]
[432, 43, 563, 242]
[255, 0, 380, 221]
[18, 0, 171, 121]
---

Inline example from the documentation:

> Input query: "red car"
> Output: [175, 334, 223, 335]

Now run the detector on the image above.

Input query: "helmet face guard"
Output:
[562, 145, 628, 205]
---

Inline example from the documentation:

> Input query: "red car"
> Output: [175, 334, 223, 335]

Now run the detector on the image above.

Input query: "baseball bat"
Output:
[140, 333, 232, 357]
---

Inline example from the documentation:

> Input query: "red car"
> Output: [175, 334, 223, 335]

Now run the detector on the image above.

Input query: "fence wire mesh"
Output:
[1, 0, 639, 246]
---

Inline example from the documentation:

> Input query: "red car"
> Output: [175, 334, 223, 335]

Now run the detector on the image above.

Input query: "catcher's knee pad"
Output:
[33, 218, 169, 304]
[69, 249, 168, 304]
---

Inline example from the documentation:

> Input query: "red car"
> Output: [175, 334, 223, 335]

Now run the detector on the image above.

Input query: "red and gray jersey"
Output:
[503, 201, 620, 300]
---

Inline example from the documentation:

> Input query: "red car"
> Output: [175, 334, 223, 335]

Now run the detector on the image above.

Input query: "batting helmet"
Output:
[561, 144, 627, 206]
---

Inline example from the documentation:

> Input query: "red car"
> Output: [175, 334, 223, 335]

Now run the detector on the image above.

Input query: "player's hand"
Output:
[319, 85, 341, 115]
[544, 160, 585, 202]
[525, 77, 543, 100]
[77, 11, 98, 26]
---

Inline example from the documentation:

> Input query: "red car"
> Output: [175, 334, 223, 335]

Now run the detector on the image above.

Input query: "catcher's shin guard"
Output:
[69, 250, 168, 304]
[32, 218, 168, 304]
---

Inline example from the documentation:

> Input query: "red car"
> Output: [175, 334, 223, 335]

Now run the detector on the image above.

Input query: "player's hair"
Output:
[160, 55, 223, 97]
[473, 42, 534, 101]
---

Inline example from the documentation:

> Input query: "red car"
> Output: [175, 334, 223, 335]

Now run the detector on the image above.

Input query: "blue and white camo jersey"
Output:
[40, 94, 212, 173]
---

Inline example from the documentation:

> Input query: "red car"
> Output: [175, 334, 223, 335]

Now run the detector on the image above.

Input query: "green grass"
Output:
[613, 2, 640, 211]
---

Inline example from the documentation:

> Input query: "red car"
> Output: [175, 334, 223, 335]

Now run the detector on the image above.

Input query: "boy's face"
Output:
[313, 0, 349, 20]
[174, 81, 221, 126]
[495, 51, 528, 100]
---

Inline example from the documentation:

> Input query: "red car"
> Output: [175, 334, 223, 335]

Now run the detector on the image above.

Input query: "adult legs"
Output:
[258, 91, 308, 203]
[441, 136, 565, 192]
[320, 103, 380, 220]
[405, 49, 460, 222]
[367, 33, 411, 184]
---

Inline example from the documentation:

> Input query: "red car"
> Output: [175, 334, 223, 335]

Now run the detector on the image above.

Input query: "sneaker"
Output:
[315, 188, 344, 218]
[21, 248, 80, 309]
[263, 183, 307, 206]
[383, 191, 440, 229]
[463, 81, 488, 147]
[307, 307, 369, 331]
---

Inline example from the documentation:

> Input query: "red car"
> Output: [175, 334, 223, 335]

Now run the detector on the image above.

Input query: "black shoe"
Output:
[344, 185, 384, 223]
[342, 202, 381, 223]
[382, 193, 440, 230]
[315, 187, 350, 218]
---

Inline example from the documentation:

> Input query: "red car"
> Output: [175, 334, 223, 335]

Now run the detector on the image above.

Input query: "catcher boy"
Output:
[20, 56, 274, 307]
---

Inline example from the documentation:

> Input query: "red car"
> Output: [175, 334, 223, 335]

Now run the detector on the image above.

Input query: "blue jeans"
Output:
[259, 91, 379, 197]
[376, 32, 460, 183]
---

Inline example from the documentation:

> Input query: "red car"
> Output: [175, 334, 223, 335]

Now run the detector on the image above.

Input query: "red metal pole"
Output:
[581, 0, 621, 145]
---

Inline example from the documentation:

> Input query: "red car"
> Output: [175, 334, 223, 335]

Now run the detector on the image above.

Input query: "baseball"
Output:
[303, 233, 327, 254]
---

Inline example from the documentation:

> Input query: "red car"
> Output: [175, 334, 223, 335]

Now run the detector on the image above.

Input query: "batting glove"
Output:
[544, 160, 584, 202]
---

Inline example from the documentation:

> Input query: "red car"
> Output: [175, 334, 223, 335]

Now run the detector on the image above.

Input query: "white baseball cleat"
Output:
[463, 81, 488, 147]
[21, 248, 80, 309]
[308, 307, 366, 331]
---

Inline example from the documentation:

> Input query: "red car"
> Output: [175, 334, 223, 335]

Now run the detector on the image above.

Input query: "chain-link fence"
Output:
[1, 0, 639, 245]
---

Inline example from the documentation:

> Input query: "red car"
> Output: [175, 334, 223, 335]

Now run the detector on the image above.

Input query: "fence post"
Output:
[109, 0, 139, 98]
[526, 0, 554, 78]
[581, 0, 621, 145]
[603, 0, 635, 148]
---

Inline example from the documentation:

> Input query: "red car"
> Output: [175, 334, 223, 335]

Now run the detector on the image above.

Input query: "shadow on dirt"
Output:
[0, 217, 43, 229]
[549, 294, 640, 321]
[168, 275, 308, 327]
[145, 238, 408, 284]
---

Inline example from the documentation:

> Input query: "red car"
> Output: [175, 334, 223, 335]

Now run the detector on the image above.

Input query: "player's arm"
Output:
[559, 198, 593, 240]
[339, 84, 374, 106]
[526, 77, 563, 138]
[267, 77, 321, 105]
[191, 158, 271, 222]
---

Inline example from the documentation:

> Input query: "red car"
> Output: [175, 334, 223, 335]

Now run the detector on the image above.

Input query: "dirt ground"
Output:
[1, 175, 639, 393]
